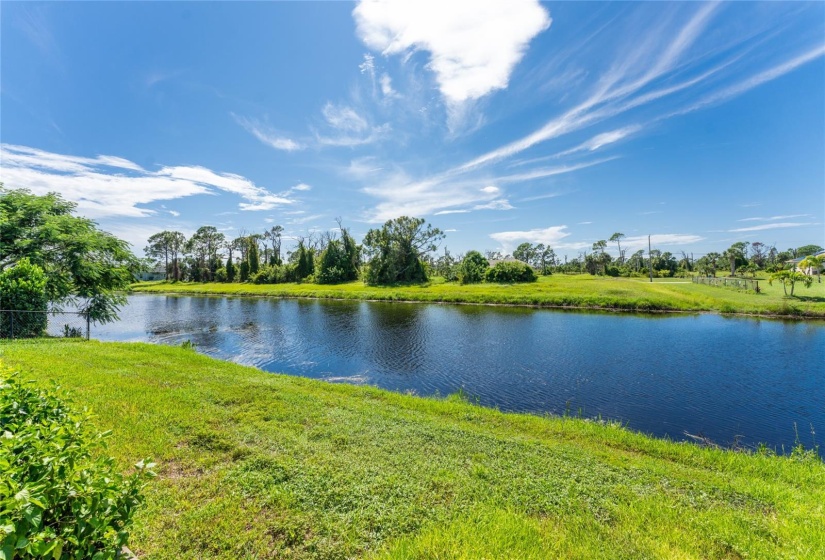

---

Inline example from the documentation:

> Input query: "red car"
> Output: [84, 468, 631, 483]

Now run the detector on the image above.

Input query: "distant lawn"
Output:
[2, 340, 823, 559]
[133, 274, 825, 318]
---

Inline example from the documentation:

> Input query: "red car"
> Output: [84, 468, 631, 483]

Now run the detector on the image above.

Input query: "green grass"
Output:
[132, 274, 825, 318]
[2, 339, 824, 559]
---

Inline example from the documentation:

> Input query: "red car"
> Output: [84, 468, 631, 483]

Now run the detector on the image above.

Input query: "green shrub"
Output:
[458, 251, 489, 284]
[484, 261, 537, 283]
[0, 372, 154, 559]
[251, 265, 291, 284]
[0, 258, 49, 339]
[214, 267, 228, 282]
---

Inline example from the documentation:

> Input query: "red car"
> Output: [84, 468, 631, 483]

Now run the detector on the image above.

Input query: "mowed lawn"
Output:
[133, 274, 825, 318]
[2, 340, 823, 559]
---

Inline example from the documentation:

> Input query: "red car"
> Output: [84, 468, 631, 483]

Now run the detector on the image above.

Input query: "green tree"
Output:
[769, 269, 813, 297]
[0, 188, 137, 323]
[363, 216, 444, 285]
[0, 258, 49, 338]
[264, 225, 284, 266]
[796, 244, 823, 257]
[317, 222, 360, 284]
[145, 232, 172, 280]
[144, 230, 186, 281]
[609, 232, 626, 263]
[248, 236, 260, 275]
[186, 226, 225, 282]
[533, 244, 556, 275]
[723, 242, 749, 277]
[591, 240, 609, 275]
[513, 243, 536, 265]
[225, 254, 236, 282]
[799, 254, 824, 283]
[457, 251, 489, 284]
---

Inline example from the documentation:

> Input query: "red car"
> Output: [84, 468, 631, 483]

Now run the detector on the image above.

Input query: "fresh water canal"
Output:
[92, 294, 824, 452]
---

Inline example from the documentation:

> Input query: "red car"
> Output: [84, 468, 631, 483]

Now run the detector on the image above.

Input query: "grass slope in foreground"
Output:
[132, 275, 825, 318]
[2, 340, 823, 559]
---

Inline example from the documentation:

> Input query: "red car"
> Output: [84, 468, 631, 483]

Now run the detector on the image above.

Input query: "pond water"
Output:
[91, 294, 824, 453]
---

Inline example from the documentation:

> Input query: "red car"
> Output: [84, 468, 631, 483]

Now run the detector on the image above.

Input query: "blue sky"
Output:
[2, 1, 823, 259]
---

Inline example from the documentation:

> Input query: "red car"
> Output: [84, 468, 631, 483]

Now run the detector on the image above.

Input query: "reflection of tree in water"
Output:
[304, 301, 365, 359]
[363, 303, 430, 376]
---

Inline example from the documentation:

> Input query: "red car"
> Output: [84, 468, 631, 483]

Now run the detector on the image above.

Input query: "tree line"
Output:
[145, 221, 823, 288]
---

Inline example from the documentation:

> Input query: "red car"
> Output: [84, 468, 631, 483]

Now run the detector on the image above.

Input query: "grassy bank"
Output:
[2, 339, 823, 559]
[132, 274, 825, 318]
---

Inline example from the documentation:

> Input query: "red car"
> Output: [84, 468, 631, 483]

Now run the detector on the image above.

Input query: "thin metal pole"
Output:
[10, 311, 14, 340]
[86, 314, 91, 340]
[648, 235, 653, 283]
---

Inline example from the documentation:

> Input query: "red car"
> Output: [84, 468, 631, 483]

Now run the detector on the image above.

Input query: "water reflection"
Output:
[89, 294, 825, 454]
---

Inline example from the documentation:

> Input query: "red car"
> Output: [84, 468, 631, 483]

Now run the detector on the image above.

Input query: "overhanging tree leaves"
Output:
[0, 187, 138, 324]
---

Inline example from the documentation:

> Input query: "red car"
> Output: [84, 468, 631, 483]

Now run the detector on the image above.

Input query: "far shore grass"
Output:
[132, 274, 825, 318]
[2, 340, 823, 559]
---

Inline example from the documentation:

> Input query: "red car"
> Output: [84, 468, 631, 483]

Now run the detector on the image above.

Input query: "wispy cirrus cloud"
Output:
[0, 144, 302, 218]
[621, 234, 706, 251]
[451, 4, 825, 174]
[729, 222, 818, 233]
[232, 113, 304, 152]
[360, 156, 608, 221]
[315, 103, 391, 147]
[737, 214, 810, 222]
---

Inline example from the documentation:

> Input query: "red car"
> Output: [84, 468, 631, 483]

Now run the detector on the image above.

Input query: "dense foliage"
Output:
[0, 372, 153, 559]
[317, 226, 360, 284]
[0, 188, 137, 323]
[457, 251, 489, 284]
[0, 259, 49, 338]
[485, 261, 537, 283]
[362, 216, 444, 285]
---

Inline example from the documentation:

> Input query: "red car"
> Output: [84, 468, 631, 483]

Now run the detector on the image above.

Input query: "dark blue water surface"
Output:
[92, 295, 824, 452]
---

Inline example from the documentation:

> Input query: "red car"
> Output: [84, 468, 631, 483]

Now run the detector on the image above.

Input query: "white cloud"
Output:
[288, 214, 325, 225]
[0, 143, 298, 218]
[489, 225, 572, 251]
[453, 4, 720, 172]
[322, 103, 369, 132]
[353, 0, 550, 103]
[168, 210, 180, 217]
[232, 113, 304, 152]
[361, 157, 606, 221]
[316, 124, 392, 147]
[621, 234, 706, 251]
[434, 209, 470, 216]
[290, 183, 312, 192]
[729, 222, 818, 233]
[737, 214, 809, 222]
[555, 125, 641, 157]
[379, 73, 398, 98]
[359, 53, 376, 92]
[520, 192, 565, 202]
[670, 44, 825, 117]
[473, 199, 513, 211]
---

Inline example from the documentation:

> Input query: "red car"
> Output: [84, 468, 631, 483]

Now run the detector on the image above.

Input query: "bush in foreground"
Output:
[0, 372, 154, 559]
[0, 258, 49, 339]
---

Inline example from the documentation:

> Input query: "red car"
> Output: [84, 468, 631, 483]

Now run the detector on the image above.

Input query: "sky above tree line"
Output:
[1, 1, 823, 259]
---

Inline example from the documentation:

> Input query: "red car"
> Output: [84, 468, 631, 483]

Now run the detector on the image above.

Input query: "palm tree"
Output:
[799, 254, 824, 283]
